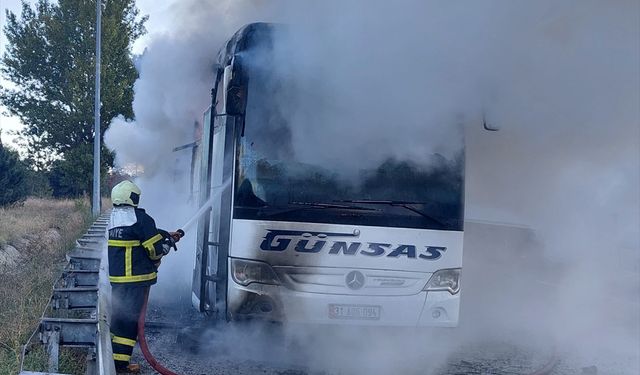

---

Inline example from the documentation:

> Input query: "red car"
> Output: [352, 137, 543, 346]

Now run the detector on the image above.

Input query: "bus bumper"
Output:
[227, 281, 459, 327]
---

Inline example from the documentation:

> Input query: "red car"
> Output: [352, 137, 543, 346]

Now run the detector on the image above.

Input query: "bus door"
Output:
[192, 84, 238, 319]
[193, 58, 247, 319]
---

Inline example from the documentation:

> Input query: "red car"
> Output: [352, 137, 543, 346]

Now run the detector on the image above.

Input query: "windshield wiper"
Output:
[334, 200, 446, 227]
[247, 201, 378, 218]
[289, 201, 378, 211]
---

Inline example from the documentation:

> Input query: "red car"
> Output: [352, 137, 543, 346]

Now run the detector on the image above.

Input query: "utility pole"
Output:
[92, 0, 102, 216]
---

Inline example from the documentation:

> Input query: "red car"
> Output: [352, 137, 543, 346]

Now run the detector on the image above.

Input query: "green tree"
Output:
[0, 132, 28, 206]
[48, 143, 109, 197]
[24, 168, 53, 197]
[0, 0, 146, 181]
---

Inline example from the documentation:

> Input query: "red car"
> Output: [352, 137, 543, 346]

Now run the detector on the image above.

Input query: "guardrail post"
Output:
[45, 330, 60, 373]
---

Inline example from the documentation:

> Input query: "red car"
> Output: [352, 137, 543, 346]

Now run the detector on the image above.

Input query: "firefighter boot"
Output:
[116, 363, 141, 374]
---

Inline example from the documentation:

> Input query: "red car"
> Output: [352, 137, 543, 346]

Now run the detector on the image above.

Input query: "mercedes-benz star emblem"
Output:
[345, 270, 365, 290]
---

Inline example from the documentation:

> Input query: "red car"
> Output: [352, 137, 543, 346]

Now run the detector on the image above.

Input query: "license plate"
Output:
[328, 304, 381, 320]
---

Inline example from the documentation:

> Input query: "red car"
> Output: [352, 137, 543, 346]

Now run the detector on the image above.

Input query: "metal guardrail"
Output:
[19, 212, 115, 375]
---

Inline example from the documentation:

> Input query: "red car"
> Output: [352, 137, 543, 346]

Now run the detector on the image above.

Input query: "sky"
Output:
[0, 0, 170, 151]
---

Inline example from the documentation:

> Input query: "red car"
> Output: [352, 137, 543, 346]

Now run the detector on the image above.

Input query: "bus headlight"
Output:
[424, 268, 461, 295]
[231, 258, 280, 286]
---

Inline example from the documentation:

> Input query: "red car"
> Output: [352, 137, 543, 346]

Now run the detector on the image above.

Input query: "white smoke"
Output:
[105, 0, 639, 373]
[104, 0, 278, 295]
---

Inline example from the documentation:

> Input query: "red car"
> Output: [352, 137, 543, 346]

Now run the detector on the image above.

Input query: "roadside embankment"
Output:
[0, 198, 93, 375]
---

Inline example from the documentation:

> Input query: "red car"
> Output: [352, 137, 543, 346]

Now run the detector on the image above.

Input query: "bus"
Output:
[191, 23, 464, 327]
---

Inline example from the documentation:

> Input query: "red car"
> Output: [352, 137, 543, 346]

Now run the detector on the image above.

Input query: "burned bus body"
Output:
[192, 23, 464, 326]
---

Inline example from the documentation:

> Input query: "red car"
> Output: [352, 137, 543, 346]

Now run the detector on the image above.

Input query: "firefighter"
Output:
[107, 180, 179, 373]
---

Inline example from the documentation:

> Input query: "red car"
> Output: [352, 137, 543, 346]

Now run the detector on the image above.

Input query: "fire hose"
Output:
[136, 230, 184, 375]
[137, 287, 180, 375]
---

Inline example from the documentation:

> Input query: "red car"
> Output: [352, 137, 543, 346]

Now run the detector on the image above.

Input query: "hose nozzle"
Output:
[171, 229, 185, 242]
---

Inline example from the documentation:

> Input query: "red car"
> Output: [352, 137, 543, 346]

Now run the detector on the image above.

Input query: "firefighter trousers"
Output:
[110, 284, 148, 368]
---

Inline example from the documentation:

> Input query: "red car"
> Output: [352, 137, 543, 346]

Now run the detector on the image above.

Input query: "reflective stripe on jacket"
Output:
[108, 206, 167, 286]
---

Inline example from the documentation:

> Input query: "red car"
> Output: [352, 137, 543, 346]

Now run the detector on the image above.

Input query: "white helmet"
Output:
[111, 180, 141, 207]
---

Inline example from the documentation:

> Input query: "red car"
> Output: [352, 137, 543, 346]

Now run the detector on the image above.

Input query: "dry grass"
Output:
[101, 196, 112, 210]
[0, 198, 92, 375]
[0, 198, 89, 247]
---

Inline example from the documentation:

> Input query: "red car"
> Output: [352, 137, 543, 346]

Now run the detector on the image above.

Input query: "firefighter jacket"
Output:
[107, 205, 168, 286]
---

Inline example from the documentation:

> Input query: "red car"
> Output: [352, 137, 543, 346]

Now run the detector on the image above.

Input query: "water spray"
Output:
[180, 195, 215, 232]
[177, 179, 231, 234]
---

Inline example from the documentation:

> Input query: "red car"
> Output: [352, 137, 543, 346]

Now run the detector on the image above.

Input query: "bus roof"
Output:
[217, 22, 279, 67]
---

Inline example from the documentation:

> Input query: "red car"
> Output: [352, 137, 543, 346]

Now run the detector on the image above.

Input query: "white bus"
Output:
[192, 23, 464, 327]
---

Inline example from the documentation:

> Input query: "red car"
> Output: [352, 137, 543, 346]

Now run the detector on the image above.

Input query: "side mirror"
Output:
[482, 113, 500, 131]
[224, 56, 248, 116]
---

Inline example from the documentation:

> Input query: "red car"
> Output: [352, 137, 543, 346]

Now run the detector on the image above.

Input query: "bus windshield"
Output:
[234, 147, 463, 230]
[231, 34, 463, 231]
